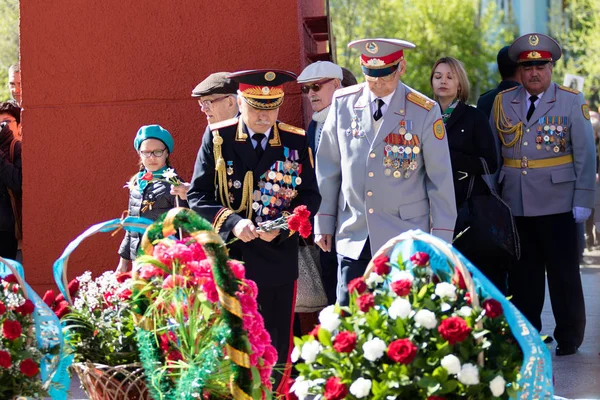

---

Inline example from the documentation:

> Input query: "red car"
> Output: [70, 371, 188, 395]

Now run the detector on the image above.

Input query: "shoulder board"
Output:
[210, 116, 239, 131]
[334, 83, 365, 98]
[499, 86, 518, 95]
[407, 91, 435, 111]
[278, 122, 305, 136]
[558, 85, 580, 95]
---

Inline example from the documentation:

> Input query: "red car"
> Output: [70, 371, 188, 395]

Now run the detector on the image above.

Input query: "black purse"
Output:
[453, 158, 520, 259]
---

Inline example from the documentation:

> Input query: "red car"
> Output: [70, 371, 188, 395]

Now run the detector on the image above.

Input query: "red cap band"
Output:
[518, 50, 553, 62]
[360, 49, 404, 68]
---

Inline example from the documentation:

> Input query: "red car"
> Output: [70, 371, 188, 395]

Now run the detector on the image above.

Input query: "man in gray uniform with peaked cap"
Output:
[314, 38, 457, 306]
[491, 33, 595, 356]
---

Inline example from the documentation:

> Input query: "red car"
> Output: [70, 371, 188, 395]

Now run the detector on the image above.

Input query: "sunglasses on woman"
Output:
[301, 78, 335, 94]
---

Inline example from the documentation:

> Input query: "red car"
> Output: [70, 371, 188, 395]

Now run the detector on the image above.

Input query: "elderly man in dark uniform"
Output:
[187, 69, 321, 393]
[491, 33, 595, 356]
[191, 72, 239, 125]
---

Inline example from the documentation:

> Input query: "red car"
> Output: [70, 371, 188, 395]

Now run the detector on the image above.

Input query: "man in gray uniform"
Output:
[491, 33, 595, 356]
[314, 38, 457, 306]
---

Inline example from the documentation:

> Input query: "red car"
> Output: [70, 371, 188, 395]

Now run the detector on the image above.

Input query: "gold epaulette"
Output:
[558, 85, 580, 95]
[498, 86, 518, 95]
[210, 116, 239, 131]
[407, 92, 435, 111]
[334, 83, 364, 98]
[278, 122, 305, 136]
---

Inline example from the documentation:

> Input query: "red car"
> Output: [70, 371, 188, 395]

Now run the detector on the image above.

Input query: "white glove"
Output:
[572, 207, 592, 223]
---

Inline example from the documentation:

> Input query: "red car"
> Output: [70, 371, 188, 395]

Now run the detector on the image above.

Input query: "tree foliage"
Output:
[330, 0, 517, 102]
[550, 0, 600, 107]
[0, 0, 19, 101]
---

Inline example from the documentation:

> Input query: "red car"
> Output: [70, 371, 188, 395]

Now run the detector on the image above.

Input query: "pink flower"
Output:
[153, 243, 173, 266]
[410, 252, 430, 267]
[188, 241, 207, 261]
[197, 276, 218, 303]
[227, 260, 246, 279]
[138, 264, 164, 280]
[166, 243, 194, 264]
[162, 274, 188, 289]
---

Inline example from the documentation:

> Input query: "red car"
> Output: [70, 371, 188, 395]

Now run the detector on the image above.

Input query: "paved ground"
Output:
[65, 255, 600, 399]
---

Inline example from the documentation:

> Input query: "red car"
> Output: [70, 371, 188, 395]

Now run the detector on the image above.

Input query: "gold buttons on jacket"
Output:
[368, 208, 374, 214]
[523, 141, 528, 146]
[370, 152, 376, 158]
[367, 191, 373, 197]
[368, 172, 374, 177]
[526, 128, 530, 133]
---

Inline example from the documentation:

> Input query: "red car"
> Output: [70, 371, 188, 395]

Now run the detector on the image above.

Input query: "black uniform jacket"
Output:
[187, 117, 321, 288]
[446, 101, 498, 208]
[476, 80, 521, 119]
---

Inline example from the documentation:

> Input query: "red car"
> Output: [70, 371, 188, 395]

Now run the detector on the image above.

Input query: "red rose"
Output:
[333, 331, 357, 353]
[3, 320, 22, 340]
[20, 358, 39, 377]
[16, 299, 35, 315]
[54, 300, 70, 319]
[410, 252, 430, 267]
[0, 301, 6, 315]
[117, 288, 132, 300]
[387, 338, 417, 364]
[0, 350, 11, 368]
[347, 277, 367, 295]
[141, 171, 153, 181]
[293, 205, 311, 220]
[308, 324, 320, 339]
[438, 317, 472, 345]
[68, 278, 80, 297]
[391, 279, 412, 296]
[464, 292, 472, 305]
[356, 293, 375, 312]
[42, 290, 55, 308]
[323, 377, 348, 400]
[452, 268, 467, 290]
[3, 274, 18, 283]
[483, 299, 503, 319]
[298, 220, 312, 239]
[372, 254, 391, 275]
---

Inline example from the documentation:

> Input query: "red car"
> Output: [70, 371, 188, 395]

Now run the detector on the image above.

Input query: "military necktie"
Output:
[253, 133, 266, 160]
[373, 98, 384, 121]
[526, 95, 538, 121]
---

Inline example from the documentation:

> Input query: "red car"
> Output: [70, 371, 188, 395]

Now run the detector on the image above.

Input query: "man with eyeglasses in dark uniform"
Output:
[191, 72, 239, 125]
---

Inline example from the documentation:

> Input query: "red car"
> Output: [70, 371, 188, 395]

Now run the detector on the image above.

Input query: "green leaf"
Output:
[432, 366, 448, 383]
[440, 379, 458, 394]
[417, 375, 438, 389]
[318, 328, 332, 346]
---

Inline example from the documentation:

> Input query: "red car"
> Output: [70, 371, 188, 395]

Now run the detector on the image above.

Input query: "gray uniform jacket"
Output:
[491, 82, 595, 216]
[314, 82, 457, 260]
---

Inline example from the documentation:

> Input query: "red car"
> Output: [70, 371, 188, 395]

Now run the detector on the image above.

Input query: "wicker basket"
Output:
[71, 362, 149, 400]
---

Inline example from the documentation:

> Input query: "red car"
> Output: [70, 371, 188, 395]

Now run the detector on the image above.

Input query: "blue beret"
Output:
[134, 125, 174, 153]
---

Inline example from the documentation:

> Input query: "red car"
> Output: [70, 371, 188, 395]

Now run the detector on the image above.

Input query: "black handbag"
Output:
[453, 158, 520, 259]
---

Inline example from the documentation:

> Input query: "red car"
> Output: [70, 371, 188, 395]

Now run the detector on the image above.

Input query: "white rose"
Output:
[414, 309, 438, 329]
[291, 346, 300, 363]
[362, 337, 387, 361]
[457, 363, 480, 385]
[289, 376, 310, 399]
[489, 375, 506, 397]
[319, 305, 341, 332]
[388, 298, 412, 320]
[434, 282, 457, 301]
[349, 377, 372, 398]
[389, 270, 414, 283]
[440, 354, 461, 375]
[457, 306, 473, 318]
[300, 340, 322, 363]
[366, 272, 384, 287]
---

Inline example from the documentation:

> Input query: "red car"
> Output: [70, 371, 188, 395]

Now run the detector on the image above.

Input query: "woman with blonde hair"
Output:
[430, 57, 506, 292]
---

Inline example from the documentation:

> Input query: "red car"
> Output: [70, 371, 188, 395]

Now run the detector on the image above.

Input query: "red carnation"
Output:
[42, 290, 55, 308]
[141, 171, 153, 181]
[16, 299, 35, 315]
[68, 278, 80, 297]
[287, 215, 302, 231]
[356, 293, 375, 312]
[483, 298, 503, 319]
[0, 301, 6, 315]
[387, 338, 418, 364]
[410, 252, 430, 267]
[3, 320, 22, 340]
[3, 274, 18, 283]
[298, 220, 312, 238]
[464, 292, 472, 305]
[116, 272, 132, 283]
[438, 317, 472, 345]
[0, 350, 11, 368]
[333, 331, 357, 353]
[347, 277, 367, 295]
[308, 324, 320, 339]
[372, 254, 391, 275]
[54, 300, 71, 319]
[117, 288, 132, 301]
[391, 279, 412, 296]
[323, 377, 348, 400]
[452, 268, 467, 290]
[293, 205, 311, 220]
[19, 358, 39, 377]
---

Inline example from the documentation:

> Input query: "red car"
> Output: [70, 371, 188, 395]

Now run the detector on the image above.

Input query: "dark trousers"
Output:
[256, 281, 296, 395]
[320, 237, 338, 305]
[459, 248, 509, 295]
[0, 231, 18, 259]
[337, 238, 372, 306]
[510, 213, 586, 347]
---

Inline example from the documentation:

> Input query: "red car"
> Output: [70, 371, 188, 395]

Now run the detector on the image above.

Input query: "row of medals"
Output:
[536, 117, 569, 153]
[383, 122, 420, 179]
[252, 159, 302, 223]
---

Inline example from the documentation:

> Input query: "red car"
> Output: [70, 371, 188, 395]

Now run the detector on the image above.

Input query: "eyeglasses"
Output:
[301, 78, 334, 94]
[0, 119, 16, 125]
[364, 70, 397, 82]
[199, 95, 231, 108]
[139, 149, 167, 158]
